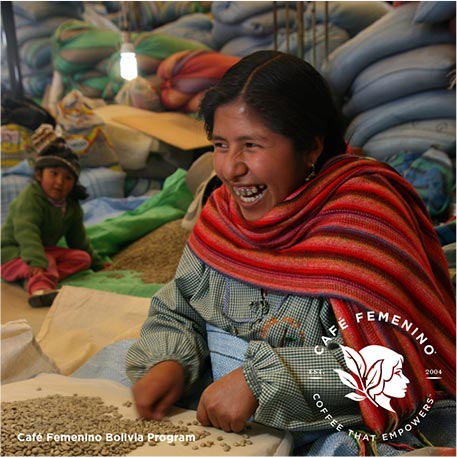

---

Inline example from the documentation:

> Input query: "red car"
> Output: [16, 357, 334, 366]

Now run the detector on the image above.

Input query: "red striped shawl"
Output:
[189, 154, 456, 434]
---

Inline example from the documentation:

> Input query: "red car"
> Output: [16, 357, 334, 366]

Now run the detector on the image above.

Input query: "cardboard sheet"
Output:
[2, 374, 293, 456]
[113, 112, 211, 150]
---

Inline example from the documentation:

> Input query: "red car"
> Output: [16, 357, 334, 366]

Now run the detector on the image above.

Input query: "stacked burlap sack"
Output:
[211, 1, 292, 56]
[150, 13, 217, 50]
[158, 50, 240, 112]
[275, 1, 392, 71]
[1, 2, 83, 98]
[322, 1, 456, 224]
[322, 1, 456, 160]
[52, 20, 119, 99]
[282, 1, 393, 71]
[52, 17, 238, 112]
[2, 2, 210, 101]
[100, 1, 211, 32]
[211, 1, 391, 70]
[52, 20, 210, 102]
[125, 1, 393, 111]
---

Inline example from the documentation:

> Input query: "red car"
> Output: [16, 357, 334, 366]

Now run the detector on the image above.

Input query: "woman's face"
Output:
[212, 99, 317, 221]
[36, 167, 75, 202]
[383, 361, 410, 398]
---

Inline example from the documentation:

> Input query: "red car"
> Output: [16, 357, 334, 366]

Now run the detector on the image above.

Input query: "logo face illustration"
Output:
[334, 344, 410, 413]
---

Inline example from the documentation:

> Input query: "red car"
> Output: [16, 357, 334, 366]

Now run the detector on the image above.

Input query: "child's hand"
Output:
[29, 266, 44, 277]
[196, 367, 258, 433]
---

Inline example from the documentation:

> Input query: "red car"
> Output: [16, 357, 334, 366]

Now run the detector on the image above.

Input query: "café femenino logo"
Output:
[311, 310, 440, 443]
[334, 344, 409, 413]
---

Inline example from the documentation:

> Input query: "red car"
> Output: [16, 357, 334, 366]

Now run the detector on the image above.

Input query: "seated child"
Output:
[1, 125, 106, 307]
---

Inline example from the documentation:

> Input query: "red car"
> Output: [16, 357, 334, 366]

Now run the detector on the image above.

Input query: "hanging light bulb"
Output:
[120, 30, 138, 81]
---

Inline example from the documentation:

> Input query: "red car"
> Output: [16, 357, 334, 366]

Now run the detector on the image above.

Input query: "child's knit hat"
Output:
[32, 124, 81, 178]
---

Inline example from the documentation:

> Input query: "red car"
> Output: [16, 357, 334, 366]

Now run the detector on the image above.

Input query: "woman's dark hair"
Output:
[34, 139, 88, 200]
[199, 50, 347, 171]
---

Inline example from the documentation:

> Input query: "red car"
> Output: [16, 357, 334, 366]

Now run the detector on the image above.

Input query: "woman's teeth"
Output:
[234, 185, 266, 203]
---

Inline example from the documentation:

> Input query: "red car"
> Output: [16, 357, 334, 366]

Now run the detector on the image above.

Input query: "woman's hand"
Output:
[196, 367, 258, 433]
[131, 360, 184, 421]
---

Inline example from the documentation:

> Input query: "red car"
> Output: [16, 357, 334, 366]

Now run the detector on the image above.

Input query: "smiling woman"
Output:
[211, 100, 313, 221]
[199, 50, 346, 222]
[126, 51, 455, 455]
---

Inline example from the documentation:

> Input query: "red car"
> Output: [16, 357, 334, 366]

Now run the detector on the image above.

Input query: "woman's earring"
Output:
[305, 164, 316, 182]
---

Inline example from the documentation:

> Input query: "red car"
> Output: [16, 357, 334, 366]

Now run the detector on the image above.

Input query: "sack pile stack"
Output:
[1, 2, 83, 98]
[322, 2, 456, 161]
[322, 1, 456, 223]
[213, 1, 391, 71]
